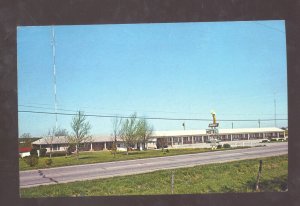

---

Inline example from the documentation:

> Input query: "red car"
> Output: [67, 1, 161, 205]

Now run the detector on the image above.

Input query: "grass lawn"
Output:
[20, 155, 288, 197]
[19, 147, 248, 171]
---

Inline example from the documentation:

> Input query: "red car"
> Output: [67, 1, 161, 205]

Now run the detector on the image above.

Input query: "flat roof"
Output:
[32, 135, 116, 145]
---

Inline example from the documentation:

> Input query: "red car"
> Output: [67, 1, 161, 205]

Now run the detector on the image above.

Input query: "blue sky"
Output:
[17, 21, 287, 137]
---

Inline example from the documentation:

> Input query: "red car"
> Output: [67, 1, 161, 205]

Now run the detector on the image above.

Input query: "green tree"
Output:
[120, 113, 140, 155]
[19, 133, 33, 148]
[69, 111, 92, 159]
[137, 118, 153, 150]
[20, 133, 32, 139]
[111, 116, 122, 157]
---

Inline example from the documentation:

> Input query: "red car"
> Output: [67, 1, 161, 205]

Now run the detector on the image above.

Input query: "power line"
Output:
[18, 104, 288, 117]
[18, 104, 77, 112]
[18, 110, 288, 122]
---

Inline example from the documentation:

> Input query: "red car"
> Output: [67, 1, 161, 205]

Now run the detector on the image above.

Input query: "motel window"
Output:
[52, 144, 59, 151]
[265, 133, 272, 137]
[232, 134, 240, 140]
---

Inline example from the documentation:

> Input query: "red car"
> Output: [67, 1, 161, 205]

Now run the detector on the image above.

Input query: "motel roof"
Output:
[32, 135, 116, 145]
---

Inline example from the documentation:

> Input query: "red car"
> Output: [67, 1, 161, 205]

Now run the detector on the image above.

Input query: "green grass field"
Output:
[19, 147, 246, 171]
[20, 155, 287, 197]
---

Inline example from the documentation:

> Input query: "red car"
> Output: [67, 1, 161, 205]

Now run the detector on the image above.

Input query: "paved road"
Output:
[20, 142, 287, 188]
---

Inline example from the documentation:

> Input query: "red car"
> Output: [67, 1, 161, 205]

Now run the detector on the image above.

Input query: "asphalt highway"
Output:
[20, 142, 287, 188]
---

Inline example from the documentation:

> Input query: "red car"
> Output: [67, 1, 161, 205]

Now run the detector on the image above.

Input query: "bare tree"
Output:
[44, 127, 56, 159]
[55, 128, 68, 137]
[44, 127, 68, 158]
[157, 138, 168, 151]
[111, 116, 122, 157]
[120, 113, 140, 155]
[137, 118, 153, 150]
[69, 111, 92, 160]
[54, 128, 70, 157]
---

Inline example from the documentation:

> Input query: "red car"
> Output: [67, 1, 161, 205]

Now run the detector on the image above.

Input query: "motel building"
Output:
[31, 127, 286, 153]
[152, 127, 286, 149]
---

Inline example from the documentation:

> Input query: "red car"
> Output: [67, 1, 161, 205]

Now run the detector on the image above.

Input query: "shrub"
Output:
[261, 140, 269, 143]
[24, 155, 39, 167]
[217, 145, 222, 149]
[39, 148, 47, 157]
[45, 158, 53, 166]
[30, 148, 38, 156]
[223, 144, 231, 148]
[67, 145, 76, 155]
[271, 138, 278, 142]
[46, 151, 67, 157]
[166, 149, 169, 153]
[67, 147, 72, 155]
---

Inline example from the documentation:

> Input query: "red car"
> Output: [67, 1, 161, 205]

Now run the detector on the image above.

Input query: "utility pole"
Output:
[255, 160, 263, 191]
[258, 119, 261, 128]
[182, 122, 185, 130]
[52, 26, 58, 131]
[232, 122, 233, 129]
[171, 171, 174, 194]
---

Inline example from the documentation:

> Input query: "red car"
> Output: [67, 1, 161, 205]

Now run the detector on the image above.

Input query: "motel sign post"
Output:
[206, 111, 219, 148]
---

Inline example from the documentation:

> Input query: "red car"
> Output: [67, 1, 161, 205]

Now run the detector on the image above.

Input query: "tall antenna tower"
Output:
[274, 98, 277, 127]
[52, 26, 58, 130]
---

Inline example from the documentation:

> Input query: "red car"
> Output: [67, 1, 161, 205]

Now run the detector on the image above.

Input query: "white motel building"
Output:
[31, 127, 286, 152]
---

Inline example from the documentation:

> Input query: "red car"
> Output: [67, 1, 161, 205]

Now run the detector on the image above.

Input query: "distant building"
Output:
[31, 127, 286, 152]
[19, 147, 32, 158]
